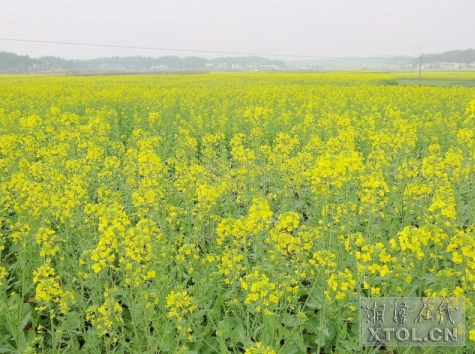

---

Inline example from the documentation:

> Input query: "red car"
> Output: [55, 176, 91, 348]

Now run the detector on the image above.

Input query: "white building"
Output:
[150, 65, 168, 70]
[29, 64, 53, 73]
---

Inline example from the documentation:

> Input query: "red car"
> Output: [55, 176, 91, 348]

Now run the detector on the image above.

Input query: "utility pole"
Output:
[418, 56, 422, 86]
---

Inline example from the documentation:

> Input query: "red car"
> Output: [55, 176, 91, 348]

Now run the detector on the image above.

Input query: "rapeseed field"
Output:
[1, 72, 475, 353]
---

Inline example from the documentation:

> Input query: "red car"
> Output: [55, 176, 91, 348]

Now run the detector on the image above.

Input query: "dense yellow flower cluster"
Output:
[1, 72, 475, 352]
[86, 288, 123, 339]
[0, 266, 8, 287]
[240, 269, 283, 315]
[244, 342, 277, 354]
[166, 289, 197, 322]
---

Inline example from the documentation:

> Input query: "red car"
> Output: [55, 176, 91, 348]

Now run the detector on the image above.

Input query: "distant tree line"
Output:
[0, 52, 40, 72]
[3, 48, 474, 73]
[411, 49, 475, 65]
[0, 51, 285, 72]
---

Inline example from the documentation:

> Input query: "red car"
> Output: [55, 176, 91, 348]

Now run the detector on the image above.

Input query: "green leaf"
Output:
[280, 344, 300, 354]
[200, 337, 220, 354]
[314, 327, 330, 347]
[263, 315, 280, 331]
[303, 315, 320, 334]
[217, 319, 230, 338]
[230, 318, 246, 344]
[218, 338, 229, 354]
[19, 310, 32, 332]
[305, 298, 320, 310]
[420, 273, 437, 285]
[281, 313, 298, 328]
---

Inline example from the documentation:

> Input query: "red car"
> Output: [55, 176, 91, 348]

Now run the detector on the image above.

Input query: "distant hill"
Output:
[0, 52, 40, 72]
[419, 48, 475, 64]
[2, 49, 474, 73]
[0, 51, 285, 73]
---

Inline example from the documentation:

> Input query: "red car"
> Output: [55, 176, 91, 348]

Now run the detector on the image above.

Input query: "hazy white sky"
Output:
[0, 0, 474, 60]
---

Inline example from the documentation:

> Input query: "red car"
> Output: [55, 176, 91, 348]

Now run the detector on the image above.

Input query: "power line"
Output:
[0, 37, 413, 60]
